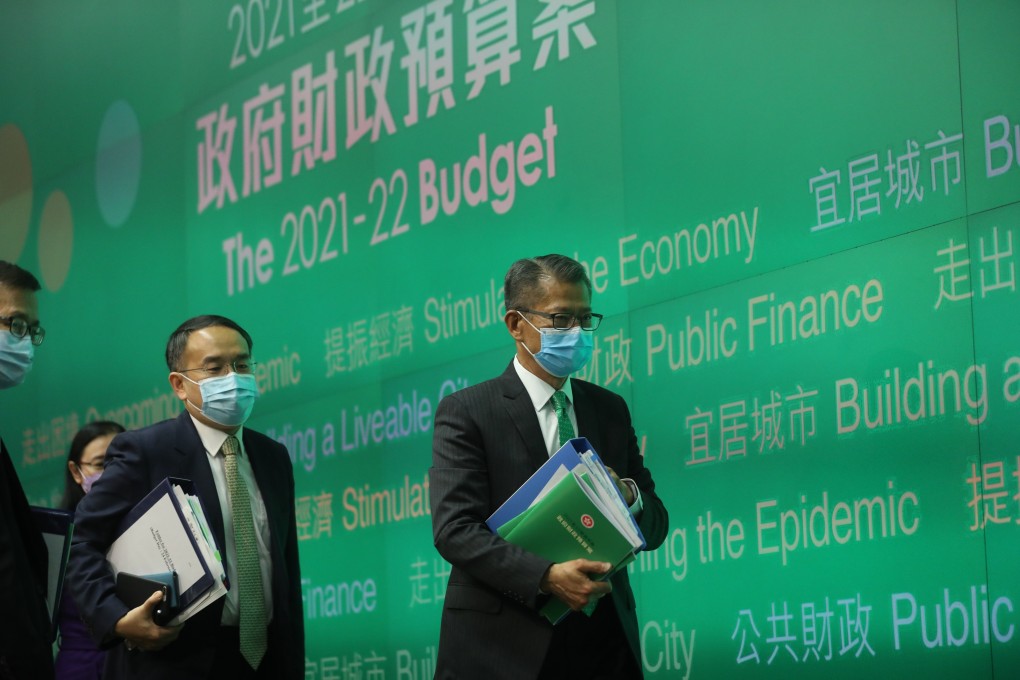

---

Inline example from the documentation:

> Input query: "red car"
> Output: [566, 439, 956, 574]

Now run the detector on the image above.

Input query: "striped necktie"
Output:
[222, 435, 267, 669]
[551, 390, 575, 447]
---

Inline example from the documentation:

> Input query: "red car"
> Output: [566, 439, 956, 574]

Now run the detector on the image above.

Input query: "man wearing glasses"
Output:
[69, 315, 303, 679]
[0, 261, 53, 680]
[430, 254, 668, 679]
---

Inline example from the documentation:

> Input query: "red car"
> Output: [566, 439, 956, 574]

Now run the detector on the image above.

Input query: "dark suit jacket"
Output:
[67, 412, 304, 679]
[429, 363, 669, 679]
[0, 438, 54, 680]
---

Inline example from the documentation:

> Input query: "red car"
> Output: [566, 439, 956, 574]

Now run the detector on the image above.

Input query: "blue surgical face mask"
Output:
[518, 312, 594, 378]
[0, 331, 34, 389]
[181, 372, 259, 427]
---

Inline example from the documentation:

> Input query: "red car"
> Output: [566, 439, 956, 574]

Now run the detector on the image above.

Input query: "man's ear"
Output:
[168, 372, 188, 401]
[505, 310, 524, 341]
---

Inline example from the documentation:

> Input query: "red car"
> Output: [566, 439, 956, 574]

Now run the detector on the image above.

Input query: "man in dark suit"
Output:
[430, 254, 669, 679]
[68, 315, 303, 679]
[0, 262, 54, 680]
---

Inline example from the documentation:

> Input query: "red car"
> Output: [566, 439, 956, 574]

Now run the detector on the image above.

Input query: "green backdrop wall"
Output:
[2, 0, 1020, 676]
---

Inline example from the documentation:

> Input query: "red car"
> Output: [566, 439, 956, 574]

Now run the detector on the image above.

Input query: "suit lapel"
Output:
[498, 363, 550, 470]
[173, 412, 226, 553]
[571, 380, 602, 453]
[243, 431, 280, 544]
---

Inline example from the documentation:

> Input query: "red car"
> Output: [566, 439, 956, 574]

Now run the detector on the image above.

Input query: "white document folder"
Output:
[106, 477, 227, 624]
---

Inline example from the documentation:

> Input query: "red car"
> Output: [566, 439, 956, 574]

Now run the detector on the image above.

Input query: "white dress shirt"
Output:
[512, 357, 642, 514]
[188, 415, 274, 625]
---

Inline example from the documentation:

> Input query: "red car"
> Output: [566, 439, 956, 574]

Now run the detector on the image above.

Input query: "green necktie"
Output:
[222, 435, 267, 669]
[551, 390, 575, 447]
[551, 390, 598, 615]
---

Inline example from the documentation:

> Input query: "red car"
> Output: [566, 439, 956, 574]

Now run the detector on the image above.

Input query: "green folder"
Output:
[499, 468, 639, 624]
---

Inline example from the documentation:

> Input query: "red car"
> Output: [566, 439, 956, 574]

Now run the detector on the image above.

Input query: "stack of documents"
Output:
[486, 438, 646, 624]
[106, 477, 226, 625]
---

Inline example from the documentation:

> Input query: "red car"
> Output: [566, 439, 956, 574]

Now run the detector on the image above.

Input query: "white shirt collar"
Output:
[513, 356, 574, 413]
[188, 413, 244, 457]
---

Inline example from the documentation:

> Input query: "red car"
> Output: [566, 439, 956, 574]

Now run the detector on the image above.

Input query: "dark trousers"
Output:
[209, 627, 275, 680]
[0, 652, 54, 680]
[538, 597, 642, 680]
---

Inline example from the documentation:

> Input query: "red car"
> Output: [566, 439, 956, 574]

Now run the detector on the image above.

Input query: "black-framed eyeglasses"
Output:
[77, 459, 107, 472]
[178, 359, 257, 378]
[517, 309, 603, 331]
[0, 316, 45, 346]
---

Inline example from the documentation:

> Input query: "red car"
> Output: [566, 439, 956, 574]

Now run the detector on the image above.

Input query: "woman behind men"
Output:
[55, 421, 125, 680]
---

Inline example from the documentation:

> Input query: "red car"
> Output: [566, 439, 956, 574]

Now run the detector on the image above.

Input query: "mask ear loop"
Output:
[174, 372, 206, 420]
[515, 311, 543, 359]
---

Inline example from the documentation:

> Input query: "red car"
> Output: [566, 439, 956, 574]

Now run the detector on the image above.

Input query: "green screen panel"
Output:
[1, 1, 1019, 677]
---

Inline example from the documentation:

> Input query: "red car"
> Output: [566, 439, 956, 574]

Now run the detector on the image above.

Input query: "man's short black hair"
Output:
[504, 254, 592, 312]
[0, 260, 42, 293]
[165, 315, 254, 372]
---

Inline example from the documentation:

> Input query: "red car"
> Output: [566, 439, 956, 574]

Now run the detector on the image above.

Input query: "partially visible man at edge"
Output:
[68, 314, 303, 679]
[430, 254, 669, 679]
[0, 261, 55, 680]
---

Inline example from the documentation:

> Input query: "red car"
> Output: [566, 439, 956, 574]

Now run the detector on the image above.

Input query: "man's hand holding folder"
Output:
[113, 589, 183, 651]
[486, 437, 647, 624]
[539, 558, 613, 612]
[105, 477, 227, 647]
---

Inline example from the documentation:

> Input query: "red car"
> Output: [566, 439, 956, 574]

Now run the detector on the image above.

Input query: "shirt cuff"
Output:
[622, 478, 643, 515]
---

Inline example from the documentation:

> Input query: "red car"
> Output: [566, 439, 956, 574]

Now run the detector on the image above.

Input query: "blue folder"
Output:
[485, 437, 645, 551]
